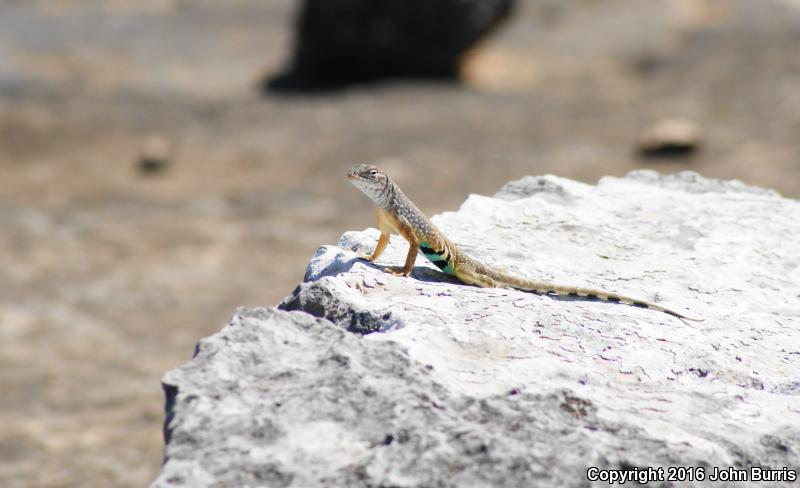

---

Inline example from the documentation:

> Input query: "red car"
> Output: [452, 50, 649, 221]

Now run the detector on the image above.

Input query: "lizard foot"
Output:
[386, 266, 411, 277]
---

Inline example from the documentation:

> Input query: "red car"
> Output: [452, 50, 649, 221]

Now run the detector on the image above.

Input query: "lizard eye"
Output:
[369, 169, 378, 176]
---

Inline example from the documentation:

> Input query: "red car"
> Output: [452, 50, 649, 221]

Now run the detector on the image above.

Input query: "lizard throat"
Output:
[350, 177, 395, 207]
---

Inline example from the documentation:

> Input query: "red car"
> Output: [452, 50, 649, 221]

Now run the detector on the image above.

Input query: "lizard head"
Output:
[347, 163, 391, 204]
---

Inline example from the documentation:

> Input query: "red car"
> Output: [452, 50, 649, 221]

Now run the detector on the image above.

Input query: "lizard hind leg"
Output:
[454, 265, 508, 289]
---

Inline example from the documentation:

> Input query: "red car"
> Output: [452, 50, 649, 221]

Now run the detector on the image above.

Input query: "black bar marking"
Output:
[419, 245, 437, 255]
[431, 259, 449, 270]
[420, 244, 450, 260]
[632, 301, 649, 309]
[606, 296, 621, 302]
[585, 293, 598, 300]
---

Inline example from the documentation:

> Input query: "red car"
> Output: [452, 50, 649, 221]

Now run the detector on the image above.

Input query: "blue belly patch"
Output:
[419, 241, 454, 275]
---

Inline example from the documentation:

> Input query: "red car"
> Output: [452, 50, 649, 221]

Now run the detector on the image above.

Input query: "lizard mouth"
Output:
[347, 173, 372, 183]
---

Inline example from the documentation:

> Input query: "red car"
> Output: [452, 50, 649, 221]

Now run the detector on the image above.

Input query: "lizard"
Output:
[346, 163, 702, 322]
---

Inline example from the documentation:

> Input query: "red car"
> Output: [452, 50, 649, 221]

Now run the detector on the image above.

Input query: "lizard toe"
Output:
[386, 266, 411, 277]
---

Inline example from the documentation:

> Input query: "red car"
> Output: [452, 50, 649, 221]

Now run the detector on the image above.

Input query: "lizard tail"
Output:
[478, 264, 704, 322]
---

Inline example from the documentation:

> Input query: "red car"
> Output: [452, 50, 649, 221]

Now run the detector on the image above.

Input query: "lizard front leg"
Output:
[386, 216, 419, 277]
[362, 232, 389, 262]
[358, 208, 393, 262]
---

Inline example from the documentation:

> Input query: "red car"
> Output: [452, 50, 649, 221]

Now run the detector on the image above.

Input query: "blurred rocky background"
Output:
[1, 0, 799, 486]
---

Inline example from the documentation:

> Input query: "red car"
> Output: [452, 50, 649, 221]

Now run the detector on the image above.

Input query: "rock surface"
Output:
[154, 172, 800, 487]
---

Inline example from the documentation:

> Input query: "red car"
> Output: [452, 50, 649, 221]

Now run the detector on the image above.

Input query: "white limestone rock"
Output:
[153, 171, 800, 488]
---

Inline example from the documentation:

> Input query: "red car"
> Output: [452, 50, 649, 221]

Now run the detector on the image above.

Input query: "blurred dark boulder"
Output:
[637, 118, 703, 160]
[266, 0, 515, 92]
[137, 135, 174, 175]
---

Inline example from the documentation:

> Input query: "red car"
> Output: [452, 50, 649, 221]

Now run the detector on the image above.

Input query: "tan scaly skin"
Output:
[346, 163, 703, 322]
